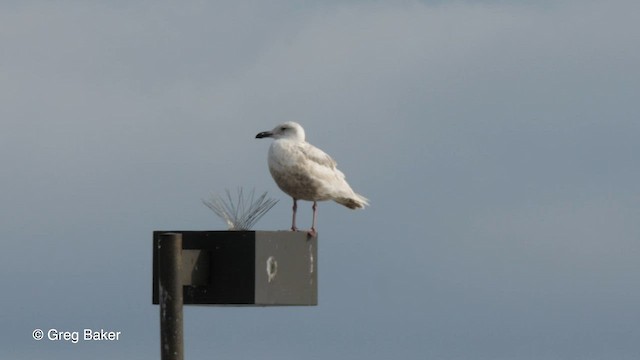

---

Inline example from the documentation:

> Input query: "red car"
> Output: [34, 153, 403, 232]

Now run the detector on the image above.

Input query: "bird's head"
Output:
[256, 121, 306, 142]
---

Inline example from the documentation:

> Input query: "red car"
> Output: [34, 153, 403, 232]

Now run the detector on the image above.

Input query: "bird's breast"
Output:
[268, 141, 301, 169]
[267, 141, 329, 201]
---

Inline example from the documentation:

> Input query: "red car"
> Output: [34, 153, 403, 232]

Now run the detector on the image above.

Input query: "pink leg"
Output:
[291, 198, 298, 231]
[308, 201, 318, 237]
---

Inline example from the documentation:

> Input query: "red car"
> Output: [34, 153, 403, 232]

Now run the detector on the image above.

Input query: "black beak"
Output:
[255, 131, 272, 139]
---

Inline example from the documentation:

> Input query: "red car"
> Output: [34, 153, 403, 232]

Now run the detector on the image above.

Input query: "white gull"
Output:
[256, 121, 369, 235]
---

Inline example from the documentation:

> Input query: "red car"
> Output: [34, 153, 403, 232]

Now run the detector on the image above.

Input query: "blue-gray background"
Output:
[2, 1, 639, 359]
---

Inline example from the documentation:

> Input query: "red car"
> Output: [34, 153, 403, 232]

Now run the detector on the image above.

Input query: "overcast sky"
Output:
[1, 1, 639, 359]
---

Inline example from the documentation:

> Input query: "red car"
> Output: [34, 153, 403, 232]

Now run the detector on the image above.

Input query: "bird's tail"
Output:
[334, 193, 369, 209]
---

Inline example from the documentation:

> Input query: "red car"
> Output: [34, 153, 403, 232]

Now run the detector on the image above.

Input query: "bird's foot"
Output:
[306, 228, 317, 238]
[291, 226, 298, 232]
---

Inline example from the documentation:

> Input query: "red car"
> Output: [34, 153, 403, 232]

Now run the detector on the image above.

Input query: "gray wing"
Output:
[296, 141, 364, 204]
[298, 142, 338, 170]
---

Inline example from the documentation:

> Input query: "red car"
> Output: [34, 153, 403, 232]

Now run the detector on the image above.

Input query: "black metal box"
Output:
[153, 231, 317, 306]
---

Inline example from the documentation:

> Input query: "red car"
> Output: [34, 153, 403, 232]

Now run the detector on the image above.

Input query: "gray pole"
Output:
[158, 233, 184, 360]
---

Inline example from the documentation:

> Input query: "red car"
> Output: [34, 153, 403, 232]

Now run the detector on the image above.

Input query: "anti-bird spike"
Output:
[203, 188, 278, 230]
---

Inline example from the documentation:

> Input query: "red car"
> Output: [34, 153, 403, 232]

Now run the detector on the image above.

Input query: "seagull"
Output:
[256, 122, 369, 236]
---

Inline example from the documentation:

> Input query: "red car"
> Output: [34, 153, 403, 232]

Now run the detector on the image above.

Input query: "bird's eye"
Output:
[280, 127, 287, 131]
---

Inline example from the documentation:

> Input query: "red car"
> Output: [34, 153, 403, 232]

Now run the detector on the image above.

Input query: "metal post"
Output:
[158, 233, 184, 360]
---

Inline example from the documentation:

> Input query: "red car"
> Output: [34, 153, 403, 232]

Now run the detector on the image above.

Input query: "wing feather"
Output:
[297, 142, 337, 170]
